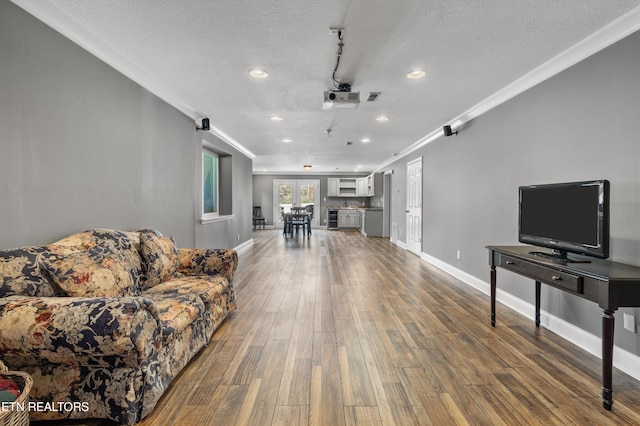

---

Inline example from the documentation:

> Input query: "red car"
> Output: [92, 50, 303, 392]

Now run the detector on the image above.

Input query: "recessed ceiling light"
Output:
[361, 138, 370, 143]
[376, 116, 389, 122]
[282, 138, 292, 142]
[407, 69, 426, 79]
[270, 116, 283, 121]
[249, 69, 269, 78]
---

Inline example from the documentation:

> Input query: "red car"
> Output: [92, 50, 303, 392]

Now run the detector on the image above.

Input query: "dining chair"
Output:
[282, 211, 299, 237]
[253, 206, 266, 230]
[304, 205, 314, 236]
[282, 208, 291, 236]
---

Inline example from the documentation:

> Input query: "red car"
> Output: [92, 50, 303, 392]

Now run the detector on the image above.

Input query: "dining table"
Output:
[283, 211, 312, 238]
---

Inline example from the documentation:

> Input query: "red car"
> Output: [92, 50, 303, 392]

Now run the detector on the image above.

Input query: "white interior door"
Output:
[406, 158, 422, 255]
[273, 179, 320, 229]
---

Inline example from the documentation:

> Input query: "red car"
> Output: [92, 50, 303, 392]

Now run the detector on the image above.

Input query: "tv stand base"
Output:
[488, 245, 640, 411]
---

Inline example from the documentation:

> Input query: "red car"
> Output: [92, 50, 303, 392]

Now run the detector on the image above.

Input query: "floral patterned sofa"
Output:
[0, 228, 237, 425]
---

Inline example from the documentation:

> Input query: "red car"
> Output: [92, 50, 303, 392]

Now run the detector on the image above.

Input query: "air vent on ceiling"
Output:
[366, 92, 381, 102]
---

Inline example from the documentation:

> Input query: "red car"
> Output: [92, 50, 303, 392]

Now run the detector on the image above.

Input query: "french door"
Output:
[273, 180, 320, 229]
[406, 157, 422, 255]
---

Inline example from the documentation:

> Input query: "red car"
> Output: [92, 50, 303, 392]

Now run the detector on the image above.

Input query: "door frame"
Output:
[406, 157, 423, 255]
[382, 171, 391, 238]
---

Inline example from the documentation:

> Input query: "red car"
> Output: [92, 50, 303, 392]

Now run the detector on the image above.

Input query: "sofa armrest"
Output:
[177, 248, 238, 281]
[0, 295, 161, 368]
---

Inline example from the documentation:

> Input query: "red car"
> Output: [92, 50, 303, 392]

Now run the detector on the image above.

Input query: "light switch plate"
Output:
[623, 313, 636, 332]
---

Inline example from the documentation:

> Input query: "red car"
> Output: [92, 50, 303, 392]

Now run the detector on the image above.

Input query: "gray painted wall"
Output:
[379, 29, 640, 355]
[0, 1, 252, 251]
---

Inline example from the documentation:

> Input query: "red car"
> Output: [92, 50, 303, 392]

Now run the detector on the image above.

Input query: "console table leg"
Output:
[491, 266, 496, 327]
[602, 310, 615, 410]
[535, 281, 541, 327]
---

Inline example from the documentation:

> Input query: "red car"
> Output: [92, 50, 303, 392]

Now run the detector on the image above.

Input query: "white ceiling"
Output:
[16, 0, 640, 174]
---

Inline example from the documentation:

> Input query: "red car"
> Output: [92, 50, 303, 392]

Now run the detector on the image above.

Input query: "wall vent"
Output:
[366, 92, 381, 102]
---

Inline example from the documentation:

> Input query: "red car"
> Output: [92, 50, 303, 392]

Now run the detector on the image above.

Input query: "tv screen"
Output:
[518, 180, 609, 260]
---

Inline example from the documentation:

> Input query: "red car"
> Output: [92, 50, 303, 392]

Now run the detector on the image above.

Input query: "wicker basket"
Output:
[0, 361, 32, 426]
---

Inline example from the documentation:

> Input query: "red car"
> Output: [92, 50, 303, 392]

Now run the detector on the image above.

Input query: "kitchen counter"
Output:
[326, 206, 382, 211]
[326, 207, 384, 234]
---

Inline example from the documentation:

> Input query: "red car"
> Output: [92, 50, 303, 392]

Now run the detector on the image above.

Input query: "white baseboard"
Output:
[391, 238, 407, 250]
[234, 238, 253, 255]
[420, 251, 640, 382]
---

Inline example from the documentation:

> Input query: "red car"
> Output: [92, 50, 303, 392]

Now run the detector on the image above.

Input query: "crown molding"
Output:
[11, 0, 256, 160]
[375, 5, 640, 172]
[252, 171, 369, 176]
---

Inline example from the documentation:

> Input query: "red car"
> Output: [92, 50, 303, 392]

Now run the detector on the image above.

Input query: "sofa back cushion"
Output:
[41, 249, 137, 297]
[43, 229, 143, 297]
[0, 246, 58, 297]
[139, 230, 179, 289]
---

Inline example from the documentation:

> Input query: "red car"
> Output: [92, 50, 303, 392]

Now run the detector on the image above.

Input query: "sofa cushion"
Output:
[41, 249, 137, 298]
[140, 231, 179, 289]
[48, 229, 144, 292]
[144, 276, 231, 333]
[120, 231, 141, 253]
[144, 275, 229, 306]
[48, 230, 96, 254]
[142, 291, 205, 343]
[0, 247, 58, 297]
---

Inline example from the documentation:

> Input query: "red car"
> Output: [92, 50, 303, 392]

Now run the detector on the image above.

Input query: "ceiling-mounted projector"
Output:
[323, 90, 360, 110]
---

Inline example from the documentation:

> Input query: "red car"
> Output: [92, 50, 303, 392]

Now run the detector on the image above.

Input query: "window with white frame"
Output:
[201, 142, 233, 223]
[202, 149, 219, 219]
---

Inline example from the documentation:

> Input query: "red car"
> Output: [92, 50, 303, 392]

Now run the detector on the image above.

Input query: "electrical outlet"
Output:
[623, 313, 636, 332]
[237, 234, 240, 241]
[456, 250, 461, 260]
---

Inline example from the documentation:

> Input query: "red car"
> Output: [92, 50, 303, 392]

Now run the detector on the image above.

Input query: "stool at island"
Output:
[0, 361, 32, 426]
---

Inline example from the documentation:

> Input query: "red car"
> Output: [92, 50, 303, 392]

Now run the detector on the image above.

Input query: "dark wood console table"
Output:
[487, 245, 640, 410]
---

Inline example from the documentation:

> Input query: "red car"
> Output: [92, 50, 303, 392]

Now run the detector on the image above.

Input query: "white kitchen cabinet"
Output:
[327, 178, 339, 196]
[338, 209, 359, 228]
[338, 178, 357, 197]
[328, 177, 373, 197]
[356, 178, 367, 196]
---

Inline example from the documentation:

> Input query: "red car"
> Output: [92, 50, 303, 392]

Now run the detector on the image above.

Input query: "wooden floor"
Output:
[38, 230, 640, 425]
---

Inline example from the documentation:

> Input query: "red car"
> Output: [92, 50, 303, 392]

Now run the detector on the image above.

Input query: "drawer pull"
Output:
[552, 275, 562, 281]
[506, 261, 515, 265]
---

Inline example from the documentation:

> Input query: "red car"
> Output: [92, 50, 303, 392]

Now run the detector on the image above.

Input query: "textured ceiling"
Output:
[39, 0, 640, 173]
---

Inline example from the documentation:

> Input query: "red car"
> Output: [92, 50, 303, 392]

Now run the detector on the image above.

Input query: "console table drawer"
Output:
[499, 255, 583, 293]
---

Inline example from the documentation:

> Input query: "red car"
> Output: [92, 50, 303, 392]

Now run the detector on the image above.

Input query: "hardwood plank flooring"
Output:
[35, 230, 640, 425]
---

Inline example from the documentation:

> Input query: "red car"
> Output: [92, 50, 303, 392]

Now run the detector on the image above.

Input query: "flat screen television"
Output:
[518, 180, 610, 261]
